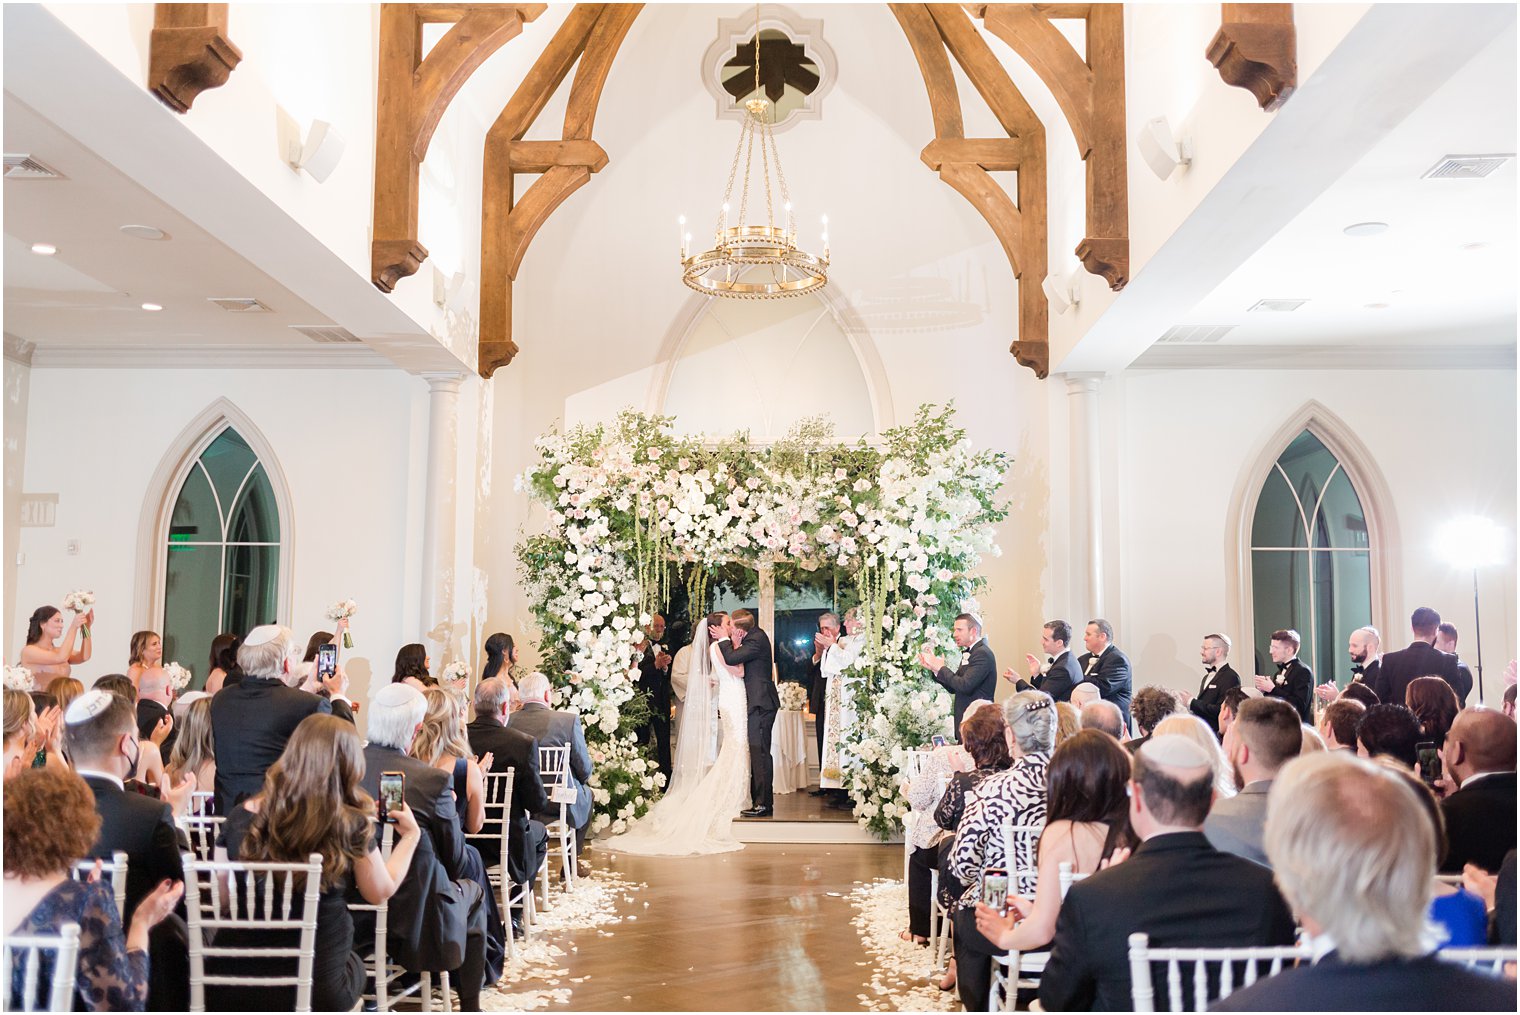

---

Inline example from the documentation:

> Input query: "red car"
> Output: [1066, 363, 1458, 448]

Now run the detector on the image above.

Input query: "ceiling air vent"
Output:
[1158, 324, 1235, 344]
[208, 297, 272, 313]
[1248, 298, 1308, 313]
[290, 324, 362, 344]
[3, 154, 64, 179]
[1422, 154, 1514, 180]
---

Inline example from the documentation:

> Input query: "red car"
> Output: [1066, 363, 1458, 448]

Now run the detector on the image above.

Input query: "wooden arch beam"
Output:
[370, 3, 546, 293]
[1207, 3, 1297, 111]
[479, 4, 643, 378]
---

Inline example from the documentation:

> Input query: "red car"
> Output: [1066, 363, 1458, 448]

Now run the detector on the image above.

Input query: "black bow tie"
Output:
[1351, 663, 1365, 674]
[1204, 665, 1217, 674]
[1277, 661, 1290, 673]
[1047, 656, 1056, 665]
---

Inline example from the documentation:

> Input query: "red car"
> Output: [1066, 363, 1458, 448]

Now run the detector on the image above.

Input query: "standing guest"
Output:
[1125, 686, 1182, 752]
[1315, 626, 1383, 706]
[1357, 703, 1422, 770]
[1205, 697, 1303, 866]
[392, 643, 436, 689]
[1254, 629, 1313, 722]
[1318, 698, 1366, 751]
[214, 714, 420, 1012]
[1069, 682, 1102, 709]
[125, 631, 161, 689]
[1212, 753, 1515, 1012]
[1173, 633, 1241, 734]
[134, 667, 176, 755]
[466, 678, 549, 893]
[1376, 607, 1464, 706]
[1154, 713, 1237, 798]
[4, 768, 182, 1013]
[1406, 676, 1460, 748]
[1007, 620, 1082, 704]
[1078, 619, 1133, 733]
[634, 614, 673, 781]
[1217, 685, 1251, 740]
[210, 625, 331, 810]
[202, 633, 241, 694]
[45, 675, 84, 718]
[1079, 700, 1124, 740]
[1054, 701, 1081, 745]
[413, 688, 489, 836]
[920, 613, 998, 729]
[480, 632, 520, 684]
[1435, 623, 1476, 706]
[1439, 707, 1517, 874]
[948, 692, 1056, 1011]
[20, 605, 93, 682]
[512, 671, 595, 866]
[165, 696, 216, 795]
[1038, 735, 1297, 1012]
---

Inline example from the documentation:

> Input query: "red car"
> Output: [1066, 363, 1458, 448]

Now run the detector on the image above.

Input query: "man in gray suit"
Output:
[511, 671, 594, 868]
[1205, 696, 1302, 866]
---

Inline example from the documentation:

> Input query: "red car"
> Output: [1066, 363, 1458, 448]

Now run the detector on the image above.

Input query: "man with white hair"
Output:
[1069, 681, 1102, 709]
[209, 624, 330, 810]
[1079, 698, 1124, 740]
[1213, 752, 1514, 1010]
[510, 671, 594, 868]
[1038, 734, 1296, 1011]
[467, 677, 550, 888]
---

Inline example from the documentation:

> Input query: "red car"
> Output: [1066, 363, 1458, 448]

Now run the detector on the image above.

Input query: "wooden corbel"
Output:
[1207, 4, 1297, 111]
[148, 4, 242, 113]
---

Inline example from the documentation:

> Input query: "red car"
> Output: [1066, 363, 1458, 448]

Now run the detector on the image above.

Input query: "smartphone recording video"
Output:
[379, 771, 405, 823]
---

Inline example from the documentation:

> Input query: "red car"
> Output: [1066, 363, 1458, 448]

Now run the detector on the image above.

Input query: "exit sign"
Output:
[19, 494, 57, 528]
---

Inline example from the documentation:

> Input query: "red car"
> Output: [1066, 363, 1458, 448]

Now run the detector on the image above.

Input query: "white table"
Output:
[771, 708, 809, 794]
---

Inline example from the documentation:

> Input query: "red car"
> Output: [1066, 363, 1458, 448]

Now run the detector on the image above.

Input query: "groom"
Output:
[717, 608, 779, 818]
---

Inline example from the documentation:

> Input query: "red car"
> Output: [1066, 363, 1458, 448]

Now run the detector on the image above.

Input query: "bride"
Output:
[605, 611, 750, 856]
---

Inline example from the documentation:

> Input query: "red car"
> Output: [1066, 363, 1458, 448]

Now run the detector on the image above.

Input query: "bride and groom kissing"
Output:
[713, 609, 780, 818]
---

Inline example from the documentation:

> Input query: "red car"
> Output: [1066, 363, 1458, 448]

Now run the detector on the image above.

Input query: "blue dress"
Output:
[8, 879, 148, 1012]
[1429, 887, 1488, 946]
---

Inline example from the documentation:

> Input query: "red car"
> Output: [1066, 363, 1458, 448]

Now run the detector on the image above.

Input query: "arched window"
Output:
[160, 427, 282, 682]
[1250, 429, 1373, 681]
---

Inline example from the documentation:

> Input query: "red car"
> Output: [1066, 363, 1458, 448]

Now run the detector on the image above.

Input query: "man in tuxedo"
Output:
[1435, 623, 1477, 706]
[1078, 619, 1133, 733]
[1036, 735, 1296, 1011]
[1376, 607, 1464, 706]
[134, 666, 176, 756]
[1253, 628, 1313, 722]
[1006, 619, 1081, 703]
[209, 625, 330, 810]
[1315, 625, 1383, 709]
[1438, 707, 1517, 873]
[362, 683, 491, 1010]
[634, 614, 673, 780]
[718, 609, 779, 818]
[467, 678, 550, 891]
[919, 613, 997, 728]
[1214, 753, 1515, 1012]
[1205, 697, 1301, 866]
[1174, 633, 1240, 734]
[511, 671, 595, 858]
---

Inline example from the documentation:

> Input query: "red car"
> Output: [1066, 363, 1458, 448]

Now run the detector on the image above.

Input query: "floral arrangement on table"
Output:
[778, 681, 808, 712]
[516, 404, 1007, 840]
[4, 665, 34, 692]
[326, 599, 358, 648]
[61, 589, 95, 638]
[164, 662, 192, 693]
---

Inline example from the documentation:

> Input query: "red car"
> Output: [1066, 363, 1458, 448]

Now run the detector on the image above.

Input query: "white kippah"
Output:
[243, 624, 282, 647]
[374, 682, 422, 708]
[64, 689, 115, 725]
[1141, 733, 1213, 768]
[174, 690, 209, 714]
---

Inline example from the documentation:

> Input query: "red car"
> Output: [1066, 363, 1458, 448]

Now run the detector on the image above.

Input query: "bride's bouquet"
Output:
[61, 589, 95, 638]
[778, 681, 808, 712]
[164, 662, 192, 693]
[440, 659, 470, 689]
[326, 599, 358, 648]
[4, 665, 34, 692]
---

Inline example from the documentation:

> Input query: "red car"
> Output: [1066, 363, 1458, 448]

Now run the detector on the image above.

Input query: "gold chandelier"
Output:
[680, 7, 828, 299]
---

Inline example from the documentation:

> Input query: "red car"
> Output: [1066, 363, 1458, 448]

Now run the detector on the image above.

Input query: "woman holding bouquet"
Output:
[125, 630, 161, 688]
[20, 605, 92, 681]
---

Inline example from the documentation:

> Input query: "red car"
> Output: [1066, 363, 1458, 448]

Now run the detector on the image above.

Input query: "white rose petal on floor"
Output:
[847, 878, 959, 1012]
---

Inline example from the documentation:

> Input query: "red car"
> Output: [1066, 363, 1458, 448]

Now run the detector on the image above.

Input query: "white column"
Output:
[420, 372, 464, 647]
[1065, 374, 1105, 617]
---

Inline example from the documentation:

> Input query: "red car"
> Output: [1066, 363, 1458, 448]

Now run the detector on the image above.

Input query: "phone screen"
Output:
[931, 735, 948, 748]
[379, 771, 405, 823]
[980, 868, 1009, 914]
[317, 643, 338, 681]
[1416, 742, 1441, 786]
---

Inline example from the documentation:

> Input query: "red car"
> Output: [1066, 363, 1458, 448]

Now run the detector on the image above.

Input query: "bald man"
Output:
[135, 665, 176, 757]
[1439, 708, 1518, 873]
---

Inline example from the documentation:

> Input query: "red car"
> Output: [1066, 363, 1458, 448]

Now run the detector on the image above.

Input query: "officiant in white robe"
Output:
[819, 610, 865, 790]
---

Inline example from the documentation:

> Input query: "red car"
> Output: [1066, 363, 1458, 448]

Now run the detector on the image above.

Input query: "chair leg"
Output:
[420, 972, 433, 1013]
[440, 971, 452, 1014]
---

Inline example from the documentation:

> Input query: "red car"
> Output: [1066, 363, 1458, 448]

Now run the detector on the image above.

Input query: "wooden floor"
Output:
[564, 843, 900, 1011]
[739, 788, 859, 823]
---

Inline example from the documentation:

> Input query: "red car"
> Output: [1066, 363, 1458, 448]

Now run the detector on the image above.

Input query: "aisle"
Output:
[485, 842, 905, 1011]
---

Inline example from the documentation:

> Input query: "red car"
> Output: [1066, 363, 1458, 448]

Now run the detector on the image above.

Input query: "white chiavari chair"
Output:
[464, 769, 536, 961]
[2, 923, 80, 1013]
[1057, 860, 1087, 898]
[345, 824, 453, 1011]
[537, 744, 577, 894]
[988, 821, 1046, 1012]
[188, 790, 215, 816]
[69, 851, 128, 920]
[1437, 946, 1517, 977]
[1127, 932, 1313, 1012]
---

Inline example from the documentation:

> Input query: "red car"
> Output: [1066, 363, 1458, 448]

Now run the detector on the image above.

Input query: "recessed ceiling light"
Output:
[29, 242, 56, 255]
[140, 302, 163, 312]
[120, 224, 168, 241]
[1343, 222, 1389, 237]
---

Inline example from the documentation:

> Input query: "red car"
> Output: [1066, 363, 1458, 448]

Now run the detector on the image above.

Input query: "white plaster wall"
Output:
[4, 355, 32, 632]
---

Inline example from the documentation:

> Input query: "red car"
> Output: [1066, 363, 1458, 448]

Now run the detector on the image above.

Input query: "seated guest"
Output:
[1462, 850, 1516, 945]
[1502, 682, 1516, 719]
[125, 631, 162, 690]
[202, 633, 241, 695]
[975, 730, 1137, 954]
[1301, 725, 1327, 753]
[214, 714, 421, 1012]
[948, 691, 1056, 1011]
[1357, 703, 1422, 770]
[1153, 714, 1236, 797]
[1216, 685, 1251, 739]
[4, 768, 182, 1013]
[4, 687, 63, 778]
[1038, 735, 1296, 1012]
[512, 672, 594, 868]
[414, 688, 488, 835]
[1079, 700, 1124, 740]
[901, 706, 985, 949]
[210, 625, 331, 810]
[44, 675, 84, 719]
[1069, 682, 1102, 709]
[1406, 675, 1460, 749]
[1340, 679, 1380, 708]
[165, 696, 216, 797]
[360, 683, 490, 1010]
[1125, 686, 1181, 752]
[134, 667, 175, 756]
[1205, 697, 1302, 866]
[1396, 774, 1489, 948]
[90, 676, 168, 788]
[1054, 701, 1080, 745]
[1318, 698, 1366, 751]
[1213, 752, 1514, 1011]
[466, 678, 550, 892]
[392, 643, 436, 689]
[1439, 707, 1517, 874]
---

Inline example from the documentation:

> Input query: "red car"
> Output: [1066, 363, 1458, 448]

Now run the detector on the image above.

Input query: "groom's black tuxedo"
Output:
[719, 628, 778, 812]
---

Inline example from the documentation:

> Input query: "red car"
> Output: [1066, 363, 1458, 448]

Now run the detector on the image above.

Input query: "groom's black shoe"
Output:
[740, 806, 773, 818]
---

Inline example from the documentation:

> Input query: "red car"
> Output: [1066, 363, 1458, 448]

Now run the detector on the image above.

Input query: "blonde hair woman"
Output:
[44, 676, 84, 718]
[411, 687, 492, 835]
[166, 696, 216, 794]
[125, 631, 162, 689]
[1152, 713, 1236, 797]
[3, 687, 64, 780]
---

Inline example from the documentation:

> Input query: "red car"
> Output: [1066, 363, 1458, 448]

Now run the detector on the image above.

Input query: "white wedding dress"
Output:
[604, 624, 750, 856]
